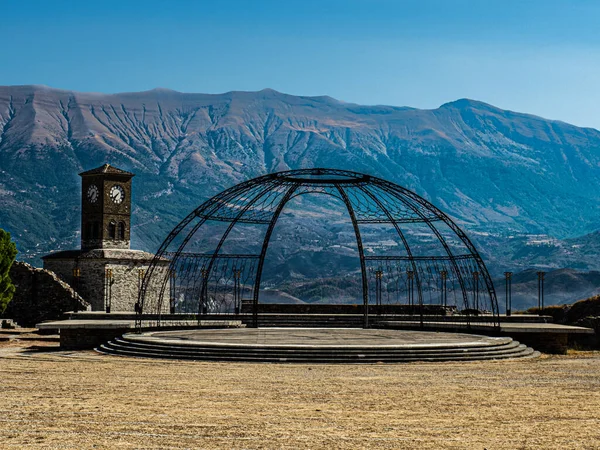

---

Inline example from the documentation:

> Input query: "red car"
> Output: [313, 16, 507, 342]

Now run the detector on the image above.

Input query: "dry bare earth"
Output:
[1, 341, 599, 449]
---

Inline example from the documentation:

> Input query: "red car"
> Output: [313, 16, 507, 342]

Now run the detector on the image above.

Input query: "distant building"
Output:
[42, 164, 169, 312]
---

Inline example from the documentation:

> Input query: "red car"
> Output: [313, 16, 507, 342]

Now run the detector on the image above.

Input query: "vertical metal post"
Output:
[105, 268, 113, 313]
[375, 269, 383, 315]
[198, 268, 208, 325]
[169, 270, 176, 314]
[201, 268, 208, 315]
[134, 269, 144, 328]
[233, 269, 241, 315]
[407, 270, 422, 327]
[407, 270, 414, 312]
[137, 269, 145, 294]
[541, 272, 545, 310]
[504, 271, 512, 317]
[335, 185, 369, 329]
[537, 271, 545, 314]
[109, 269, 113, 313]
[440, 270, 447, 308]
[473, 271, 480, 312]
[418, 271, 424, 329]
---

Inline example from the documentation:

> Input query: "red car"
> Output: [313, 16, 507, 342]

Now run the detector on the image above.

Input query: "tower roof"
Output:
[79, 163, 135, 177]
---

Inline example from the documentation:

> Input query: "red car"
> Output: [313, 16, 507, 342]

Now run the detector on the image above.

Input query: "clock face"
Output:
[87, 184, 99, 203]
[109, 185, 125, 204]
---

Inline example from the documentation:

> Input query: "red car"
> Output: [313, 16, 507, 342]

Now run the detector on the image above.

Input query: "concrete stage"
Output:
[379, 320, 595, 354]
[40, 311, 595, 354]
[97, 328, 540, 363]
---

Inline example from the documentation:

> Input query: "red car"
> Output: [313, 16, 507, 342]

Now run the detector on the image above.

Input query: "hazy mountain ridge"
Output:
[493, 268, 600, 312]
[1, 85, 600, 271]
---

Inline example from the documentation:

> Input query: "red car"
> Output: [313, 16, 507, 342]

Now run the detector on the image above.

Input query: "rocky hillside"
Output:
[1, 85, 600, 272]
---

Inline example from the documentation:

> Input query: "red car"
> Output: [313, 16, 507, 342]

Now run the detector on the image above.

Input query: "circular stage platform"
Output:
[98, 328, 539, 363]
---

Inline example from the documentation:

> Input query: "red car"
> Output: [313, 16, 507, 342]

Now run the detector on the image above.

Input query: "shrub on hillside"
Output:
[526, 304, 569, 323]
[566, 296, 600, 323]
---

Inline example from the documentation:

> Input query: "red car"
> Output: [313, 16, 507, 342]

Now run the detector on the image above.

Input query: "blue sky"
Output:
[1, 0, 599, 128]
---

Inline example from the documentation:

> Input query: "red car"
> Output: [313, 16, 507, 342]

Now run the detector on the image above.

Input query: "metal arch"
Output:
[138, 167, 500, 330]
[136, 185, 245, 329]
[370, 182, 472, 316]
[135, 176, 272, 330]
[375, 178, 500, 325]
[287, 189, 343, 202]
[335, 185, 370, 328]
[378, 185, 482, 314]
[252, 182, 300, 327]
[198, 178, 285, 319]
[355, 184, 424, 312]
[274, 168, 368, 183]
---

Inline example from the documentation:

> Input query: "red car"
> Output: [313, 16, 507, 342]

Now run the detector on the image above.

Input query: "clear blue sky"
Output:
[1, 0, 599, 128]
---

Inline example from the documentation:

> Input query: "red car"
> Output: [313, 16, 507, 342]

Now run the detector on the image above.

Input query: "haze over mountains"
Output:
[1, 84, 600, 306]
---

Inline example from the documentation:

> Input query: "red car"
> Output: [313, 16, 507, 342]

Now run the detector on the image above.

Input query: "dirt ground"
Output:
[1, 338, 599, 449]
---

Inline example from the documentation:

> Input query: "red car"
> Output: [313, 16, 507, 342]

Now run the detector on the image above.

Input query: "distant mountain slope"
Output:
[1, 85, 600, 266]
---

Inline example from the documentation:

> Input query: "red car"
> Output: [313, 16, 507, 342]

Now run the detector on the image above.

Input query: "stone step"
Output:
[97, 335, 539, 363]
[101, 344, 533, 362]
[105, 341, 526, 360]
[111, 335, 522, 354]
[97, 343, 537, 363]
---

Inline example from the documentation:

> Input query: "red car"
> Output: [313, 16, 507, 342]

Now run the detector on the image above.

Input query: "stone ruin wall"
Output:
[4, 262, 90, 327]
[42, 259, 78, 292]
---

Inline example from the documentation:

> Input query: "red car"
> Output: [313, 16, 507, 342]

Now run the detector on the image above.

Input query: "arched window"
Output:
[118, 222, 126, 240]
[108, 221, 116, 239]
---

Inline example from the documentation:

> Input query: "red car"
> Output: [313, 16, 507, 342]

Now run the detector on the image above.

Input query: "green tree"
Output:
[0, 229, 17, 313]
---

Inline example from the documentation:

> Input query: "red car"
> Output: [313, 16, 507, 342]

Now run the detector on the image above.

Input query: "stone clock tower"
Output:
[80, 164, 134, 250]
[42, 163, 169, 313]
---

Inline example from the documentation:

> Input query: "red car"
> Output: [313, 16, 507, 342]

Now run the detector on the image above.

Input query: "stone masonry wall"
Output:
[43, 251, 170, 313]
[77, 258, 108, 310]
[3, 262, 90, 327]
[105, 261, 170, 313]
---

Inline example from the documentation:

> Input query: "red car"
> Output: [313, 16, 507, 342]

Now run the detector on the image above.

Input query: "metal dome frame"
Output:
[136, 168, 500, 330]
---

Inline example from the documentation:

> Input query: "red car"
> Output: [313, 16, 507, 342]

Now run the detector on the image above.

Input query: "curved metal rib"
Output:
[356, 184, 424, 317]
[372, 182, 471, 319]
[138, 167, 500, 331]
[335, 185, 370, 328]
[135, 180, 260, 330]
[198, 179, 285, 319]
[376, 179, 499, 325]
[251, 182, 300, 327]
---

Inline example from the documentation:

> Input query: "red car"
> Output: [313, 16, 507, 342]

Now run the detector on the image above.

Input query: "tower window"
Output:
[108, 221, 116, 239]
[118, 222, 126, 240]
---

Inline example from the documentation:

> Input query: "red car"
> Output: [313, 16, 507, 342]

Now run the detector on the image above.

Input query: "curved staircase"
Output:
[97, 332, 539, 363]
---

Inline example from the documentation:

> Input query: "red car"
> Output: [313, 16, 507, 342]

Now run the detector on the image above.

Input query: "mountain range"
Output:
[1, 85, 600, 307]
